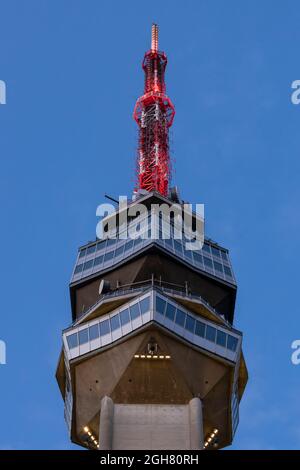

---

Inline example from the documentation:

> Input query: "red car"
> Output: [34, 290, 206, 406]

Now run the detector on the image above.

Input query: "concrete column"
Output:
[99, 396, 114, 450]
[189, 397, 203, 450]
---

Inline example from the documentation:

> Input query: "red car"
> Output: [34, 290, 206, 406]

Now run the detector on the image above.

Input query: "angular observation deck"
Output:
[63, 288, 242, 363]
[71, 235, 235, 286]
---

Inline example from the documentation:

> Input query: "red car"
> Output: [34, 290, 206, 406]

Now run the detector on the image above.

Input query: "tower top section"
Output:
[133, 24, 175, 197]
[151, 23, 159, 52]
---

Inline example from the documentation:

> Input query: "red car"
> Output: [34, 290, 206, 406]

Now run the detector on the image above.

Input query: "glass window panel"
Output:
[87, 245, 96, 255]
[110, 314, 120, 331]
[216, 330, 226, 347]
[120, 308, 130, 326]
[211, 246, 220, 258]
[67, 333, 78, 349]
[221, 251, 228, 261]
[186, 315, 195, 333]
[206, 325, 216, 342]
[100, 319, 110, 336]
[115, 245, 124, 257]
[156, 297, 166, 315]
[125, 239, 134, 252]
[224, 266, 232, 277]
[203, 256, 213, 269]
[175, 308, 186, 327]
[165, 303, 176, 321]
[130, 303, 140, 320]
[74, 264, 83, 275]
[97, 241, 106, 252]
[164, 238, 173, 250]
[78, 329, 89, 345]
[227, 335, 238, 352]
[89, 324, 99, 341]
[84, 259, 93, 270]
[104, 250, 114, 262]
[202, 243, 211, 254]
[214, 261, 223, 272]
[195, 321, 206, 337]
[193, 252, 202, 265]
[174, 240, 183, 254]
[79, 249, 86, 258]
[184, 249, 193, 260]
[106, 238, 115, 247]
[94, 255, 103, 266]
[139, 297, 150, 314]
[133, 237, 143, 248]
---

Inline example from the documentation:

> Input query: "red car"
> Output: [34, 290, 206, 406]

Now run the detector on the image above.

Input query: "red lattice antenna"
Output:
[133, 24, 175, 197]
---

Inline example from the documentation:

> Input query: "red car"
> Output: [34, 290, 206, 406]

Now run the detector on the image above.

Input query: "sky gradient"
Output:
[1, 0, 300, 449]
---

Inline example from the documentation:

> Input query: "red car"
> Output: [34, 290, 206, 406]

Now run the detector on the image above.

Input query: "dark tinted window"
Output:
[195, 321, 206, 337]
[216, 330, 226, 347]
[104, 250, 114, 262]
[165, 303, 176, 321]
[84, 259, 93, 270]
[174, 240, 182, 254]
[87, 245, 96, 255]
[227, 335, 238, 352]
[224, 266, 232, 277]
[110, 315, 120, 331]
[156, 297, 166, 315]
[130, 303, 140, 320]
[125, 240, 134, 251]
[164, 238, 173, 249]
[175, 309, 186, 327]
[78, 329, 89, 345]
[211, 246, 220, 258]
[221, 251, 227, 261]
[184, 249, 193, 260]
[203, 257, 213, 269]
[67, 333, 78, 349]
[120, 308, 130, 326]
[74, 264, 83, 274]
[202, 244, 211, 254]
[94, 255, 103, 266]
[106, 238, 115, 248]
[79, 249, 86, 258]
[89, 324, 99, 341]
[140, 297, 150, 314]
[206, 325, 216, 342]
[214, 261, 223, 272]
[97, 241, 105, 252]
[193, 252, 202, 264]
[133, 237, 143, 248]
[115, 245, 124, 257]
[186, 315, 195, 333]
[100, 319, 110, 336]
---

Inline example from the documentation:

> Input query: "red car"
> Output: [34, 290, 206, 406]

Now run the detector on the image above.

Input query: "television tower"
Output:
[56, 24, 248, 450]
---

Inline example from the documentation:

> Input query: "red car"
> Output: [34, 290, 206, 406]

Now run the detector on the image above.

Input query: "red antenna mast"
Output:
[133, 24, 175, 197]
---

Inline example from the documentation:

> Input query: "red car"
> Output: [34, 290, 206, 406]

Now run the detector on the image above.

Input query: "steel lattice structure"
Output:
[133, 24, 175, 197]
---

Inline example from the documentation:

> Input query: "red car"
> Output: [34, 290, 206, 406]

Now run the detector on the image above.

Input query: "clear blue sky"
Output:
[1, 0, 300, 450]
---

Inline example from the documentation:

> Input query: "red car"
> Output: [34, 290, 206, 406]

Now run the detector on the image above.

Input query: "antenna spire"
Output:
[151, 23, 158, 52]
[133, 24, 175, 197]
